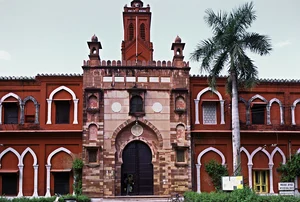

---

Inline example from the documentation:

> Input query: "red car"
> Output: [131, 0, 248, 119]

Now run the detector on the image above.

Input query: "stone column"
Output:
[291, 106, 296, 125]
[46, 99, 52, 124]
[196, 164, 201, 193]
[194, 100, 200, 124]
[280, 104, 284, 125]
[33, 165, 39, 197]
[35, 104, 40, 124]
[73, 99, 79, 124]
[20, 104, 25, 124]
[45, 165, 51, 197]
[248, 164, 253, 189]
[220, 100, 225, 124]
[269, 164, 274, 193]
[267, 105, 271, 125]
[17, 165, 24, 197]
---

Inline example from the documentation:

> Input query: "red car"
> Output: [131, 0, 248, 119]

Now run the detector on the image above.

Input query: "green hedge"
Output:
[0, 195, 90, 202]
[184, 188, 300, 202]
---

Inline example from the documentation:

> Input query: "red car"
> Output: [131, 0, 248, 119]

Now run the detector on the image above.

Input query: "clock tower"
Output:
[122, 0, 153, 62]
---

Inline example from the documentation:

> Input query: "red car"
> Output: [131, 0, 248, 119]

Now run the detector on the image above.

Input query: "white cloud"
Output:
[275, 40, 291, 48]
[0, 50, 11, 60]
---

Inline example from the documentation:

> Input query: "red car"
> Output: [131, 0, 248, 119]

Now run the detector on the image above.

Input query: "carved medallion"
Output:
[111, 102, 122, 112]
[131, 123, 143, 137]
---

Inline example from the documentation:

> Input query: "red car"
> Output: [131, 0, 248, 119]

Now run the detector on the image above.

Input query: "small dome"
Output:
[175, 35, 181, 43]
[91, 34, 98, 42]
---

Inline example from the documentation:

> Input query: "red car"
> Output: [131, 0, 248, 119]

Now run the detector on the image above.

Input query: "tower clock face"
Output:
[135, 3, 140, 7]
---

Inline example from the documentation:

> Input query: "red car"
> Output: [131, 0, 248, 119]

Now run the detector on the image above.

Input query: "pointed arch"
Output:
[291, 98, 300, 125]
[196, 87, 223, 101]
[112, 118, 163, 148]
[240, 147, 251, 165]
[194, 87, 225, 124]
[20, 147, 37, 166]
[197, 147, 226, 165]
[46, 86, 78, 124]
[0, 147, 21, 166]
[20, 147, 39, 197]
[49, 86, 76, 100]
[45, 147, 73, 197]
[270, 147, 286, 165]
[22, 96, 40, 124]
[0, 92, 22, 124]
[248, 94, 268, 104]
[47, 147, 72, 165]
[196, 147, 226, 193]
[269, 98, 284, 125]
[247, 94, 268, 125]
[250, 147, 271, 165]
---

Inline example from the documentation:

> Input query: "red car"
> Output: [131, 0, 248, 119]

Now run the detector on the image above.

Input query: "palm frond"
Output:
[190, 39, 218, 72]
[204, 9, 228, 35]
[241, 32, 272, 55]
[230, 2, 256, 36]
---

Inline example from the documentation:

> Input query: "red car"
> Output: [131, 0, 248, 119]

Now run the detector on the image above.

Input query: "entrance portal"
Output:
[121, 141, 153, 195]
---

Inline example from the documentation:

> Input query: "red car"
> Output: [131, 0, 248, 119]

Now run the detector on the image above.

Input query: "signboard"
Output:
[278, 182, 294, 191]
[279, 182, 294, 196]
[222, 176, 243, 191]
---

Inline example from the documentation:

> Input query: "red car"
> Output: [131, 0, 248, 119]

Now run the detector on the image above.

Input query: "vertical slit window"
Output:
[129, 23, 134, 41]
[140, 23, 145, 40]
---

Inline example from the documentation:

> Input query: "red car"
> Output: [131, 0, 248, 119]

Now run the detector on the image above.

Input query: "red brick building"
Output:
[1, 0, 300, 198]
[0, 75, 83, 196]
[81, 0, 191, 197]
[190, 76, 300, 194]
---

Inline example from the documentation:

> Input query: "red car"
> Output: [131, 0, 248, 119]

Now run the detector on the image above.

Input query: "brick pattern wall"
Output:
[82, 65, 191, 197]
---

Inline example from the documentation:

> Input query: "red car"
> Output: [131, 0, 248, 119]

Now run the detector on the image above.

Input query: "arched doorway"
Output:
[121, 141, 153, 195]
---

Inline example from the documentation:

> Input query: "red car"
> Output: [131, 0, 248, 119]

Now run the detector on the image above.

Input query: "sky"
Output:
[0, 0, 299, 79]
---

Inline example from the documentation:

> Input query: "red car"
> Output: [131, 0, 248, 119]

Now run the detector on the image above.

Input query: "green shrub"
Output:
[204, 159, 228, 191]
[184, 188, 300, 202]
[277, 153, 300, 182]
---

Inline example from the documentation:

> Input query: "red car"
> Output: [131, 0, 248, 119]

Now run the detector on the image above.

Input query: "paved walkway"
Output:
[91, 196, 170, 202]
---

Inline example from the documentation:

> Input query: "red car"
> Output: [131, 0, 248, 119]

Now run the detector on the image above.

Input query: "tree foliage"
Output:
[277, 153, 300, 182]
[204, 159, 228, 191]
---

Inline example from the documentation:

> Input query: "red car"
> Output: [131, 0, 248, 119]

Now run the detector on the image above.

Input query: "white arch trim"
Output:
[46, 86, 79, 124]
[196, 87, 223, 101]
[0, 147, 21, 166]
[269, 98, 284, 125]
[20, 147, 38, 166]
[293, 98, 300, 107]
[0, 92, 22, 125]
[45, 147, 72, 197]
[240, 147, 251, 165]
[49, 86, 76, 100]
[196, 147, 226, 193]
[0, 148, 23, 197]
[197, 147, 226, 165]
[47, 147, 72, 165]
[0, 92, 22, 103]
[20, 147, 39, 197]
[250, 147, 271, 165]
[248, 94, 268, 104]
[194, 87, 225, 124]
[270, 147, 286, 165]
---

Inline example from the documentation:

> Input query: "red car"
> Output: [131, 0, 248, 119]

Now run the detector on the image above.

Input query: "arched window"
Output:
[129, 23, 134, 41]
[130, 96, 143, 113]
[140, 23, 145, 40]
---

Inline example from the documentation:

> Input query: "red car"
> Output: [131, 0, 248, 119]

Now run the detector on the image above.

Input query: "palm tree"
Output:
[191, 2, 272, 175]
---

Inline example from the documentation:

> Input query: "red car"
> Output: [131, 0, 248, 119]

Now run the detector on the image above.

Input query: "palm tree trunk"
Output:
[231, 71, 241, 176]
